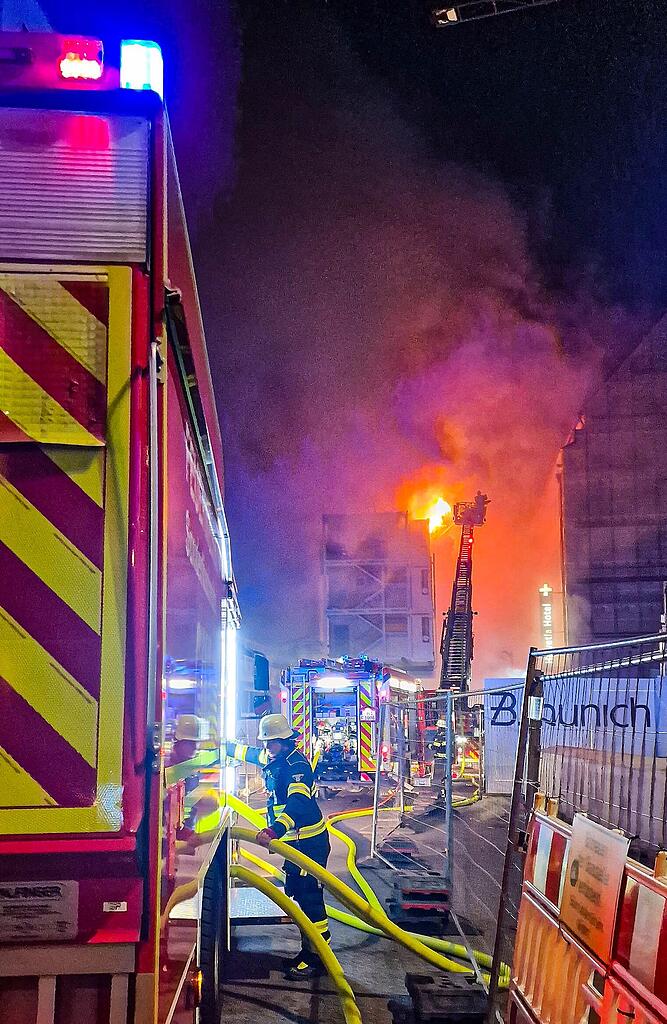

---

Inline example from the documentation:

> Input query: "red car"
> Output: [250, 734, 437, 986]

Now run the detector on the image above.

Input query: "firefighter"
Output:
[429, 719, 448, 760]
[227, 713, 331, 979]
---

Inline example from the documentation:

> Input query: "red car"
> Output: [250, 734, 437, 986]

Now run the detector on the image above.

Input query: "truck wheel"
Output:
[199, 851, 228, 1024]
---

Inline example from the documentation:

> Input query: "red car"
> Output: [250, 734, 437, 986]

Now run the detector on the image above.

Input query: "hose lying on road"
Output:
[232, 825, 491, 983]
[319, 807, 503, 976]
[228, 792, 507, 983]
[230, 863, 361, 1024]
[238, 844, 499, 975]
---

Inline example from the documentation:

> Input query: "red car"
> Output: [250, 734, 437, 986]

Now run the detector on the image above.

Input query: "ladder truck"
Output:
[439, 491, 489, 693]
[428, 493, 489, 788]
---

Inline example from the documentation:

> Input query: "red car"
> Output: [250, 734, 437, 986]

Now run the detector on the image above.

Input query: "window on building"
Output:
[385, 568, 408, 608]
[421, 568, 430, 595]
[330, 624, 350, 657]
[385, 614, 408, 636]
[421, 617, 431, 642]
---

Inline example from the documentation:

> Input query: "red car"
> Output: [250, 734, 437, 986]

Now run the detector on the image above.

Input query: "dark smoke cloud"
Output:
[200, 7, 645, 674]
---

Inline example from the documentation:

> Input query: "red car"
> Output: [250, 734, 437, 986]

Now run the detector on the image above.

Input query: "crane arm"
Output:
[432, 0, 561, 28]
[439, 524, 475, 691]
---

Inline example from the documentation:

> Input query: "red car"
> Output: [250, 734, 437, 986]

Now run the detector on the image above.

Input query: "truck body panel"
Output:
[0, 33, 238, 1024]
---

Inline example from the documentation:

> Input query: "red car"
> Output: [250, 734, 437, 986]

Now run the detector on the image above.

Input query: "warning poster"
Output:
[560, 814, 629, 962]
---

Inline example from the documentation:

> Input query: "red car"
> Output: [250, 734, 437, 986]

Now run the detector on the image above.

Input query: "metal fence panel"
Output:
[489, 632, 667, 1023]
[371, 685, 524, 999]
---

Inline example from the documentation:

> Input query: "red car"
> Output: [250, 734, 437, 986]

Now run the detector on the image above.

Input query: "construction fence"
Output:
[490, 631, 667, 1020]
[369, 631, 667, 1022]
[370, 685, 523, 963]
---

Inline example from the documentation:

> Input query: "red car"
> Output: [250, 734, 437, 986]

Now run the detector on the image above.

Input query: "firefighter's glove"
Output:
[255, 827, 278, 849]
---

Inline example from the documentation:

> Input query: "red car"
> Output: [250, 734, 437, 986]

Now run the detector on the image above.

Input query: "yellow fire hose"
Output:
[233, 825, 497, 984]
[230, 864, 361, 1024]
[228, 792, 507, 982]
[237, 845, 501, 976]
[324, 809, 499, 970]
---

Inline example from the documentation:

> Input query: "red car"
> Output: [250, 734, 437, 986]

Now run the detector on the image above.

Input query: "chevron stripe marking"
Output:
[0, 542, 101, 696]
[0, 444, 104, 568]
[60, 279, 110, 332]
[0, 274, 108, 382]
[0, 472, 101, 632]
[0, 289, 106, 439]
[0, 610, 98, 767]
[0, 744, 56, 807]
[0, 410, 104, 508]
[0, 348, 103, 447]
[0, 679, 97, 806]
[42, 444, 105, 508]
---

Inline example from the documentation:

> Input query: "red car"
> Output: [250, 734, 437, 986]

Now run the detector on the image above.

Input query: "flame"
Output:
[424, 497, 452, 534]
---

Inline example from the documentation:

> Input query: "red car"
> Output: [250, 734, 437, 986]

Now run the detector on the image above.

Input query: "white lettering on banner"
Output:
[185, 509, 217, 612]
[0, 880, 78, 941]
[560, 814, 630, 962]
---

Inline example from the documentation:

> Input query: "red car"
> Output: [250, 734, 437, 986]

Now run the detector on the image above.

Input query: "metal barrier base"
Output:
[405, 973, 488, 1023]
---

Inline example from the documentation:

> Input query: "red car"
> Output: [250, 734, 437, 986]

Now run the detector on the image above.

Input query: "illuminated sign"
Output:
[539, 582, 554, 650]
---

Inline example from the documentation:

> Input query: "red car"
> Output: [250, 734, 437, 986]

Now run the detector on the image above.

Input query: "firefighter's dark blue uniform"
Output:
[227, 740, 331, 957]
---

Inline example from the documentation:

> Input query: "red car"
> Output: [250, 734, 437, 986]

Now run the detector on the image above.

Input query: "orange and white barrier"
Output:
[609, 861, 667, 1020]
[523, 810, 569, 910]
[508, 800, 667, 1024]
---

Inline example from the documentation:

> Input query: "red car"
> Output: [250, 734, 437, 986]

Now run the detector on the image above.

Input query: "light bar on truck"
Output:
[58, 37, 104, 81]
[120, 39, 163, 99]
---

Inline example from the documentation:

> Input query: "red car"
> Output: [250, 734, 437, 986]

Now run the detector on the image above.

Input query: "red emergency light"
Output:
[0, 32, 162, 97]
[58, 38, 104, 81]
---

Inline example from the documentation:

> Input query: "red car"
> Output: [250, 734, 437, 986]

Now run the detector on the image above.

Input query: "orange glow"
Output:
[424, 496, 452, 534]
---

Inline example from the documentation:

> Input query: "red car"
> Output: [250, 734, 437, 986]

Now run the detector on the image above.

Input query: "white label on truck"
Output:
[0, 881, 78, 942]
[103, 901, 127, 913]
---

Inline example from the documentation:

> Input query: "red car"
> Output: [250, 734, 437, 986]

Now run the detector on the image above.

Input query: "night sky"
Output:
[44, 0, 666, 672]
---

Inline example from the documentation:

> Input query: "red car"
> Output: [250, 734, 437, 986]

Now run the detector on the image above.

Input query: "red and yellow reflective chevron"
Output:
[357, 680, 376, 771]
[291, 684, 306, 755]
[0, 268, 132, 836]
[302, 678, 312, 763]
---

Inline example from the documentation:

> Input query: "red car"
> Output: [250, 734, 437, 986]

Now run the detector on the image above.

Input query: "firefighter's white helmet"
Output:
[436, 719, 447, 729]
[174, 714, 202, 741]
[258, 713, 295, 742]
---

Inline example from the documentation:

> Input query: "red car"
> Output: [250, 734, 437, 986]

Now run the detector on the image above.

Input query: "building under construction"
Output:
[559, 315, 667, 642]
[322, 512, 436, 680]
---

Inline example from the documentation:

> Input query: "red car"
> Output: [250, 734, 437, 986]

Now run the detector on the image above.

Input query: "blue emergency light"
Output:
[120, 39, 163, 99]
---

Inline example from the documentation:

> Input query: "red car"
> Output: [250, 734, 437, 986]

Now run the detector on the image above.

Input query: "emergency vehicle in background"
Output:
[282, 657, 421, 794]
[0, 33, 239, 1024]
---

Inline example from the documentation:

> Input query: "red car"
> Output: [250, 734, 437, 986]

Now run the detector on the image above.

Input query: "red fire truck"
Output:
[0, 33, 239, 1023]
[283, 658, 421, 793]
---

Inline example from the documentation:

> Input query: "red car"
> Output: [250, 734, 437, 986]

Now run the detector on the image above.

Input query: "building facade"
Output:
[322, 512, 436, 679]
[559, 316, 667, 643]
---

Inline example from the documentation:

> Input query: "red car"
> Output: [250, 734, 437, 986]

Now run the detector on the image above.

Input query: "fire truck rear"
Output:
[283, 658, 420, 793]
[0, 33, 238, 1024]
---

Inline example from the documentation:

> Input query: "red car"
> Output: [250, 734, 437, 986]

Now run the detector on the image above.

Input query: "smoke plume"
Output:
[199, 7, 641, 678]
